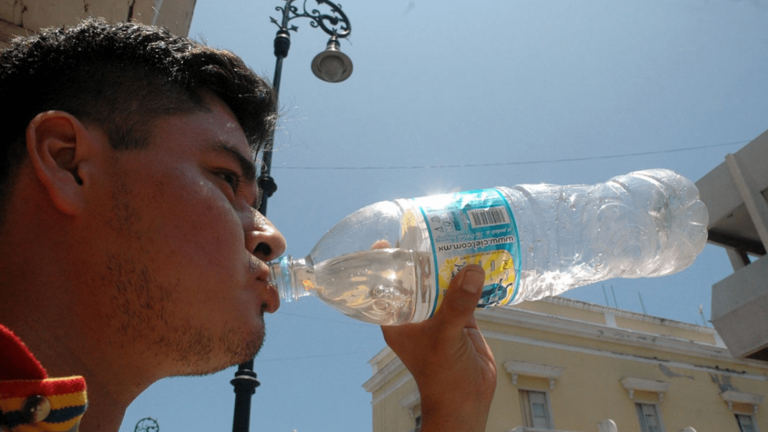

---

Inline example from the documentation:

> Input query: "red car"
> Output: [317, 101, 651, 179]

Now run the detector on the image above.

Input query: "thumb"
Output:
[431, 265, 485, 332]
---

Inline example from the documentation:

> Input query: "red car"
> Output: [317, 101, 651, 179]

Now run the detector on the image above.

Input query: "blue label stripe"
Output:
[416, 204, 440, 319]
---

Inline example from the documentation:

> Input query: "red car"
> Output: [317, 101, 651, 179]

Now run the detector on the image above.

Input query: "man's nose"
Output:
[244, 209, 286, 262]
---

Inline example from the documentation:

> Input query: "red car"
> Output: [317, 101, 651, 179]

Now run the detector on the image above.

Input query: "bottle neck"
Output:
[268, 255, 316, 303]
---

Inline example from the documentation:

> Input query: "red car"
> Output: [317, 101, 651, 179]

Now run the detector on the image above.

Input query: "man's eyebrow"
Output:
[207, 141, 257, 184]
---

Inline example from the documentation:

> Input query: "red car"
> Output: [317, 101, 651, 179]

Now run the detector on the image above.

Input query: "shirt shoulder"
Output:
[0, 325, 87, 432]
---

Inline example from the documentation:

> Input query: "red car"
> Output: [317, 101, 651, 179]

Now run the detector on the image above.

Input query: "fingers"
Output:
[431, 264, 485, 333]
[370, 239, 391, 250]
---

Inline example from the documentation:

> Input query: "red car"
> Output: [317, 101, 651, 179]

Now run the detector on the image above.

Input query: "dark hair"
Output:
[0, 18, 276, 223]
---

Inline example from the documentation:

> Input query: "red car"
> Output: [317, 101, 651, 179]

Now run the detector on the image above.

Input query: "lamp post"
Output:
[256, 0, 352, 217]
[230, 2, 352, 432]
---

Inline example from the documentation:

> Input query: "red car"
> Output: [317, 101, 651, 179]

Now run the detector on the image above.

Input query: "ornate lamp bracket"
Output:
[271, 0, 351, 39]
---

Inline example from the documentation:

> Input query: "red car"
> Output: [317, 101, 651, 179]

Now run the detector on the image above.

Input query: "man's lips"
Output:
[250, 259, 280, 313]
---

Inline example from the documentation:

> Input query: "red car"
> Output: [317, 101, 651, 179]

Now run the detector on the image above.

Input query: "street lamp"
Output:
[230, 2, 353, 432]
[272, 0, 353, 94]
[256, 0, 352, 217]
[311, 34, 353, 83]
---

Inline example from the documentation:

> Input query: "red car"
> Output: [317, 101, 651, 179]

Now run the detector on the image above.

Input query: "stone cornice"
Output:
[503, 360, 564, 390]
[476, 299, 755, 364]
[363, 354, 406, 394]
[620, 377, 671, 401]
[720, 390, 764, 413]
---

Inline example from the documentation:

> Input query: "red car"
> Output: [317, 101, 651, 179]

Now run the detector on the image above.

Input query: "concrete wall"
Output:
[0, 0, 196, 49]
[697, 129, 768, 361]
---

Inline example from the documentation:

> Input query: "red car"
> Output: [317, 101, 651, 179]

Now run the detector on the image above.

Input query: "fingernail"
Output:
[462, 268, 484, 293]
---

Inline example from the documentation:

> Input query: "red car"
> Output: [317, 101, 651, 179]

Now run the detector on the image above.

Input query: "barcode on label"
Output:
[467, 206, 510, 227]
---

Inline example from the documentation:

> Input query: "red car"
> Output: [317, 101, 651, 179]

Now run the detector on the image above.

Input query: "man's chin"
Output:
[224, 326, 265, 367]
[177, 326, 265, 377]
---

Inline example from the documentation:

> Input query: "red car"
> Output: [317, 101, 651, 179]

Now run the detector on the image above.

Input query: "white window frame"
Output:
[518, 389, 555, 430]
[735, 413, 760, 432]
[635, 402, 666, 432]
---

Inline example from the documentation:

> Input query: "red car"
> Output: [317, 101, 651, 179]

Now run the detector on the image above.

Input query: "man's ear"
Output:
[26, 111, 100, 216]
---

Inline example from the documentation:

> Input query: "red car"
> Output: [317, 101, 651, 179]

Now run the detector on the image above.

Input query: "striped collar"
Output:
[0, 325, 88, 432]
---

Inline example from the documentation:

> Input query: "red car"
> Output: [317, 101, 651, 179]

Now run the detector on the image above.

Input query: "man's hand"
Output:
[381, 265, 496, 432]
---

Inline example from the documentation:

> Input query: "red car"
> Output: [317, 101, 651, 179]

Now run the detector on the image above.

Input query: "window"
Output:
[736, 414, 758, 432]
[399, 389, 421, 432]
[635, 403, 663, 432]
[519, 390, 552, 429]
[413, 415, 422, 432]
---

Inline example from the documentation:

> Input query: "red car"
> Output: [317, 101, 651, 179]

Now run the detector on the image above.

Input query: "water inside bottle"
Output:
[307, 248, 430, 325]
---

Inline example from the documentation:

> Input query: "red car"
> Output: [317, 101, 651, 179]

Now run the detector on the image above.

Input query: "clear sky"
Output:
[118, 1, 768, 432]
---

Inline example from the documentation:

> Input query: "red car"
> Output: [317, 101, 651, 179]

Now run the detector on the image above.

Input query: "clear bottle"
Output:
[269, 169, 708, 325]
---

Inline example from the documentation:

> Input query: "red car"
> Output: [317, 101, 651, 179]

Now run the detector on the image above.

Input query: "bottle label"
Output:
[409, 188, 521, 317]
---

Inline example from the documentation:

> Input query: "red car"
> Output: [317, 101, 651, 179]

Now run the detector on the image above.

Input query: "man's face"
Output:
[91, 93, 286, 376]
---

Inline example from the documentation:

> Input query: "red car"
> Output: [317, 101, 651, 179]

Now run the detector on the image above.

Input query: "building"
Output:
[696, 128, 768, 361]
[364, 297, 768, 432]
[0, 0, 197, 49]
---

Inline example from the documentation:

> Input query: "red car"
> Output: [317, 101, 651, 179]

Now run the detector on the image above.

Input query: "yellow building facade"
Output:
[364, 297, 768, 432]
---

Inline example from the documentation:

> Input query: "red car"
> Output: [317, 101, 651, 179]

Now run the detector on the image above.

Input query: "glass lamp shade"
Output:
[311, 38, 353, 82]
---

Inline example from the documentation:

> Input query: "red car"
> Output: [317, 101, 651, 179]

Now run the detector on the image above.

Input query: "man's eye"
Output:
[218, 171, 241, 193]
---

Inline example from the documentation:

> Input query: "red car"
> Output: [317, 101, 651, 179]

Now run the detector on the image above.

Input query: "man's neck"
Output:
[0, 256, 153, 432]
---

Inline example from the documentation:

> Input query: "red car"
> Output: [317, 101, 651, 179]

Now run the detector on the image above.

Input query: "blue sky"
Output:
[119, 1, 768, 432]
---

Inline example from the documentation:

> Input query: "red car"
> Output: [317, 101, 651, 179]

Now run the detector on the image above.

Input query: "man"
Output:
[0, 19, 496, 432]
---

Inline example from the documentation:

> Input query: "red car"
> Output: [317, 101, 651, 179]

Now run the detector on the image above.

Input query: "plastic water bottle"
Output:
[269, 169, 708, 325]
